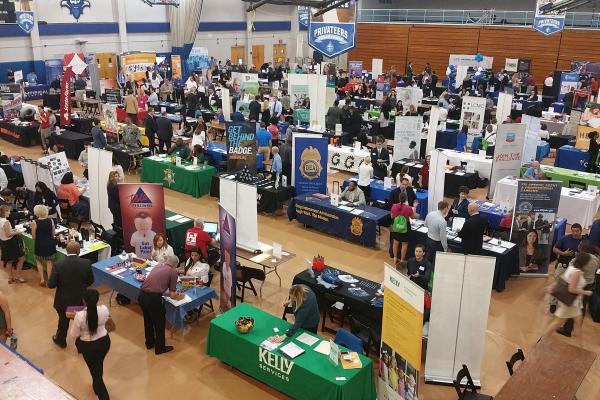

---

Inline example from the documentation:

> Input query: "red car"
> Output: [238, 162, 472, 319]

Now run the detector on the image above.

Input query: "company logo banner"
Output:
[308, 1, 357, 58]
[219, 205, 237, 311]
[59, 66, 74, 126]
[16, 11, 34, 34]
[292, 135, 328, 195]
[226, 121, 257, 174]
[534, 0, 565, 36]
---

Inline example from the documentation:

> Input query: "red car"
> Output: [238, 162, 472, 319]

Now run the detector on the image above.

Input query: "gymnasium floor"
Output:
[1, 137, 599, 400]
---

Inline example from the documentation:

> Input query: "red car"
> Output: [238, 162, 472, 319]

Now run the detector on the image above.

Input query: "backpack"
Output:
[391, 213, 408, 233]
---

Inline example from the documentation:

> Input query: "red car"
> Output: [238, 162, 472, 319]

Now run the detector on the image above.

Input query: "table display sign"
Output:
[226, 121, 257, 174]
[308, 0, 357, 58]
[292, 134, 328, 195]
[105, 88, 121, 104]
[117, 183, 166, 259]
[459, 96, 486, 146]
[219, 204, 237, 312]
[534, 0, 566, 36]
[394, 116, 423, 161]
[22, 84, 49, 101]
[39, 151, 71, 188]
[510, 180, 562, 276]
[378, 264, 423, 400]
[489, 123, 526, 195]
[59, 66, 74, 126]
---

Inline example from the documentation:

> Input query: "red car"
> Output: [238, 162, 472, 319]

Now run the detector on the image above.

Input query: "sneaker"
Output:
[155, 345, 174, 355]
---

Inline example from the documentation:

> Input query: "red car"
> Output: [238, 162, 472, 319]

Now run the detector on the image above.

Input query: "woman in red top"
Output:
[390, 192, 418, 265]
[268, 117, 280, 147]
[419, 155, 430, 189]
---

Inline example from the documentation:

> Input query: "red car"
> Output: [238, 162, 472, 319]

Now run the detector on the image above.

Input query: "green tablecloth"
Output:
[141, 156, 216, 198]
[206, 303, 376, 400]
[165, 209, 194, 255]
[237, 100, 251, 118]
[20, 234, 65, 267]
[367, 109, 396, 119]
[520, 165, 600, 188]
[293, 108, 310, 124]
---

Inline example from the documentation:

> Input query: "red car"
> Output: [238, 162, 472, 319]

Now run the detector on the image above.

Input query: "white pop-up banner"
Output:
[88, 147, 115, 229]
[496, 92, 513, 124]
[460, 96, 487, 146]
[221, 87, 231, 122]
[426, 106, 441, 157]
[427, 149, 448, 213]
[219, 178, 259, 252]
[394, 116, 423, 161]
[488, 123, 527, 196]
[521, 115, 541, 164]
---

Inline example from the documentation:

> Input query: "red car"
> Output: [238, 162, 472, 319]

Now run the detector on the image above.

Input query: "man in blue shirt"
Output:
[90, 121, 107, 149]
[553, 223, 587, 266]
[523, 161, 546, 180]
[256, 122, 272, 162]
[456, 125, 468, 152]
[215, 108, 225, 123]
[231, 106, 245, 122]
[271, 146, 282, 183]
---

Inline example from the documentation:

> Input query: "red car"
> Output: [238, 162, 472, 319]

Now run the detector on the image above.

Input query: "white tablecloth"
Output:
[493, 176, 600, 228]
[442, 149, 493, 179]
[328, 145, 370, 173]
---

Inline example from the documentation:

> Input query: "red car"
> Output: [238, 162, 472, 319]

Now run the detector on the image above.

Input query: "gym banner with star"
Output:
[117, 183, 166, 259]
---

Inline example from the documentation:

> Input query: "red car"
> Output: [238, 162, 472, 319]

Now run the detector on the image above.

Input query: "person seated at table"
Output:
[395, 165, 413, 187]
[523, 160, 545, 180]
[33, 181, 59, 219]
[456, 124, 468, 152]
[178, 119, 194, 138]
[151, 233, 175, 264]
[177, 248, 210, 283]
[57, 172, 88, 219]
[50, 75, 61, 92]
[78, 145, 89, 179]
[122, 117, 141, 148]
[389, 177, 417, 208]
[192, 125, 207, 150]
[214, 108, 225, 123]
[357, 156, 374, 198]
[419, 155, 430, 189]
[231, 107, 245, 122]
[407, 141, 419, 160]
[395, 100, 404, 114]
[527, 86, 539, 101]
[405, 104, 418, 117]
[91, 120, 107, 150]
[391, 192, 418, 264]
[370, 136, 390, 180]
[499, 209, 513, 229]
[449, 186, 470, 220]
[185, 144, 204, 163]
[538, 123, 550, 141]
[340, 181, 366, 206]
[184, 218, 219, 267]
[519, 230, 547, 272]
[169, 138, 191, 159]
[407, 244, 433, 290]
[586, 131, 599, 173]
[271, 285, 320, 343]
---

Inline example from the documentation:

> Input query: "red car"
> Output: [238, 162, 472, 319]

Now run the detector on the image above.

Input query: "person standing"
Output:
[138, 255, 184, 355]
[326, 100, 342, 130]
[0, 205, 25, 284]
[357, 156, 374, 198]
[270, 96, 283, 119]
[48, 241, 94, 348]
[424, 201, 450, 263]
[256, 122, 272, 161]
[457, 203, 488, 255]
[31, 205, 56, 287]
[0, 290, 13, 345]
[586, 131, 599, 173]
[156, 111, 173, 154]
[39, 107, 53, 154]
[370, 136, 390, 180]
[248, 95, 261, 121]
[279, 135, 293, 184]
[391, 192, 417, 264]
[106, 171, 121, 228]
[124, 90, 138, 124]
[271, 146, 283, 183]
[144, 106, 157, 154]
[91, 121, 107, 149]
[456, 124, 468, 152]
[70, 288, 114, 400]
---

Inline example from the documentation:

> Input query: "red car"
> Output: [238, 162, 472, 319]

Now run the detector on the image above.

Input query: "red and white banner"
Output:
[63, 53, 88, 76]
[59, 66, 74, 126]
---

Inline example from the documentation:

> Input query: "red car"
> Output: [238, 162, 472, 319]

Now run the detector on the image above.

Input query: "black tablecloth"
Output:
[210, 173, 296, 213]
[411, 228, 518, 292]
[69, 117, 94, 134]
[392, 159, 424, 183]
[42, 93, 60, 110]
[50, 130, 93, 159]
[105, 144, 151, 169]
[293, 268, 383, 325]
[0, 120, 40, 146]
[444, 170, 479, 197]
[548, 135, 575, 149]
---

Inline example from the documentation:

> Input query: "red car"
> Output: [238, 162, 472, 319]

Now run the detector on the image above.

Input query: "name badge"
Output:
[419, 266, 425, 272]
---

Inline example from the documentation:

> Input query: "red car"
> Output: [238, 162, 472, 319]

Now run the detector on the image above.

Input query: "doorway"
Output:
[273, 44, 286, 66]
[231, 46, 246, 66]
[252, 45, 264, 69]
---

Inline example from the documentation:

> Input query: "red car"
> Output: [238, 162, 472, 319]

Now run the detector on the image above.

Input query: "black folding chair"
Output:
[505, 348, 525, 376]
[453, 364, 493, 400]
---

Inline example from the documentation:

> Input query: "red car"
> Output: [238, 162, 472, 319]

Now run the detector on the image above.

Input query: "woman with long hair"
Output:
[33, 181, 59, 218]
[151, 233, 175, 264]
[70, 289, 114, 400]
[519, 230, 546, 272]
[271, 285, 320, 343]
[31, 205, 56, 286]
[106, 171, 121, 228]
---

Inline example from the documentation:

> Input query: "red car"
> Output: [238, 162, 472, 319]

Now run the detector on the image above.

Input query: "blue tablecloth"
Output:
[554, 145, 588, 171]
[342, 176, 428, 218]
[92, 256, 217, 331]
[435, 129, 459, 150]
[288, 194, 389, 247]
[205, 142, 264, 171]
[551, 102, 564, 113]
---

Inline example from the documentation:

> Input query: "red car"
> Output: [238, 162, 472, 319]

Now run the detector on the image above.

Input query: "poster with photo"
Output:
[226, 121, 257, 174]
[394, 116, 423, 161]
[290, 83, 309, 108]
[509, 180, 562, 276]
[231, 72, 259, 99]
[460, 96, 487, 146]
[219, 205, 237, 312]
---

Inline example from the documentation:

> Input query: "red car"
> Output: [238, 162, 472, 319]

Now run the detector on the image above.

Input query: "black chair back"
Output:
[506, 348, 525, 376]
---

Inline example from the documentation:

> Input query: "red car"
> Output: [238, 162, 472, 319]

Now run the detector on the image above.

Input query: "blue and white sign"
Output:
[308, 1, 357, 59]
[16, 11, 34, 34]
[533, 0, 565, 36]
[559, 72, 580, 101]
[60, 0, 91, 21]
[298, 6, 310, 29]
[292, 135, 328, 195]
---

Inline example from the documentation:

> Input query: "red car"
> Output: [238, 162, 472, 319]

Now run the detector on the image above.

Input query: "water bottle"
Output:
[10, 335, 17, 350]
[121, 249, 127, 259]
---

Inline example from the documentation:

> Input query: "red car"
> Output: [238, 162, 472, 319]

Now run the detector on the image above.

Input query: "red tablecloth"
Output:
[116, 107, 148, 127]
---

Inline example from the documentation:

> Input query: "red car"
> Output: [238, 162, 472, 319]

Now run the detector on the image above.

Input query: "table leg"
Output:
[260, 266, 266, 297]
[274, 266, 281, 287]
[108, 289, 115, 307]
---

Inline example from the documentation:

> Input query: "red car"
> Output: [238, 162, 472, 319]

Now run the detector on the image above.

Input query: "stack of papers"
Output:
[279, 342, 305, 359]
[163, 294, 192, 307]
[296, 332, 319, 346]
[260, 339, 281, 352]
[314, 341, 330, 355]
[340, 352, 362, 369]
[166, 214, 192, 223]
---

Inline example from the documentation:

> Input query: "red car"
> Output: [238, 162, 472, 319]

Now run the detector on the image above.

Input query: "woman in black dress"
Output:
[0, 205, 25, 284]
[586, 131, 599, 173]
[33, 181, 59, 218]
[31, 204, 56, 287]
[107, 171, 121, 228]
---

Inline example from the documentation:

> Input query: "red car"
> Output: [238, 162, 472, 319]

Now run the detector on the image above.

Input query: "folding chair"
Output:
[505, 348, 525, 376]
[453, 364, 493, 400]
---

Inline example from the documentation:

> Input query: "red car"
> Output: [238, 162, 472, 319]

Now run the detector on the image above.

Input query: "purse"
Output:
[551, 276, 577, 306]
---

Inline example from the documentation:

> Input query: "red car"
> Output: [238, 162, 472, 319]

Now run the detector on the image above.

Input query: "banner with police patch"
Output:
[308, 0, 357, 58]
[292, 134, 328, 195]
[534, 0, 565, 36]
[226, 121, 257, 174]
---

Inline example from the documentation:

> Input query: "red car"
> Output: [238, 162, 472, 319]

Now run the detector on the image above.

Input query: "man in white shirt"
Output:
[424, 201, 450, 263]
[270, 96, 283, 118]
[147, 88, 159, 107]
[149, 72, 162, 90]
[340, 181, 366, 206]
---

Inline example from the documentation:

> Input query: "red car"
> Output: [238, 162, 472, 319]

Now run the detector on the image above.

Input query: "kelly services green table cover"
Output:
[520, 164, 600, 188]
[206, 303, 376, 400]
[141, 155, 216, 198]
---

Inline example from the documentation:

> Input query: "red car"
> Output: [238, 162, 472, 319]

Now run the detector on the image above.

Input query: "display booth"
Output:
[88, 147, 115, 230]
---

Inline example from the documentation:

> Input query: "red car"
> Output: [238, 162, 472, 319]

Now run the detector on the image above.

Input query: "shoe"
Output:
[549, 304, 557, 313]
[52, 335, 67, 349]
[39, 281, 47, 287]
[146, 343, 155, 350]
[18, 277, 26, 283]
[155, 346, 174, 355]
[556, 328, 572, 337]
[8, 278, 14, 284]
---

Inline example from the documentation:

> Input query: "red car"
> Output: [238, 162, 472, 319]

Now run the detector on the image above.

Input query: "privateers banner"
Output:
[292, 134, 328, 195]
[59, 66, 74, 126]
[378, 264, 423, 400]
[488, 123, 526, 196]
[308, 0, 357, 58]
[226, 121, 257, 174]
[510, 180, 562, 276]
[117, 183, 166, 260]
[120, 52, 156, 81]
[219, 205, 237, 311]
[534, 0, 566, 36]
[460, 96, 487, 147]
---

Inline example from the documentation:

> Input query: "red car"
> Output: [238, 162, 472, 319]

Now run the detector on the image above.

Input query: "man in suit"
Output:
[144, 106, 157, 154]
[458, 203, 488, 255]
[47, 241, 94, 348]
[370, 136, 389, 180]
[124, 89, 138, 124]
[248, 95, 261, 121]
[156, 110, 174, 154]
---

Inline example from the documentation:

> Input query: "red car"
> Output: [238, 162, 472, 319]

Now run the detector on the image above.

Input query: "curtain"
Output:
[168, 0, 203, 75]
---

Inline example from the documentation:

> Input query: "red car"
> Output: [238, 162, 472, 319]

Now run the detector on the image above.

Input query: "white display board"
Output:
[308, 74, 327, 128]
[88, 147, 114, 229]
[38, 152, 71, 188]
[488, 123, 527, 196]
[424, 253, 495, 386]
[219, 177, 259, 252]
[521, 114, 542, 165]
[20, 159, 54, 193]
[221, 87, 231, 122]
[496, 92, 513, 124]
[427, 149, 448, 213]
[426, 106, 441, 157]
[372, 58, 383, 76]
[394, 116, 423, 161]
[460, 96, 487, 146]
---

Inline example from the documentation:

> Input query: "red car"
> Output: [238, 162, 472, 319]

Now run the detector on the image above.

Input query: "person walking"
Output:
[0, 290, 13, 341]
[31, 205, 56, 287]
[48, 241, 94, 348]
[70, 288, 114, 400]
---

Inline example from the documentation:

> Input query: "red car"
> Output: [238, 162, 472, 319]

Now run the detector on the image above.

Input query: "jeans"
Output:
[138, 291, 166, 352]
[76, 335, 111, 400]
